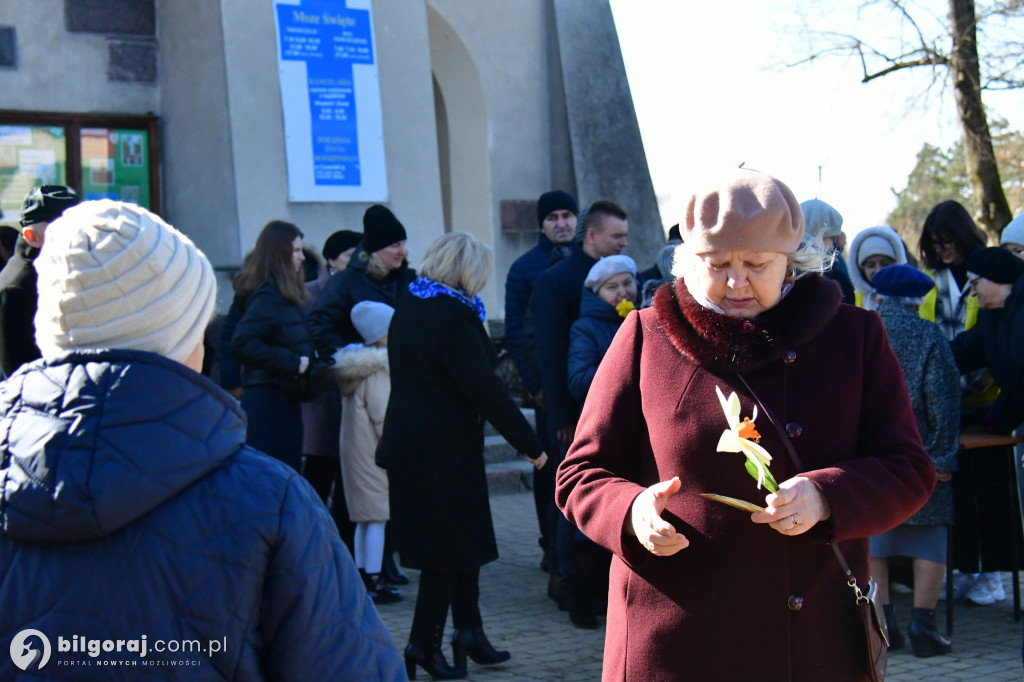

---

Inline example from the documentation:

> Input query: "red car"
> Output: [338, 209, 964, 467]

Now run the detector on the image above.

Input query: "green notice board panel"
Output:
[80, 127, 150, 208]
[0, 125, 68, 224]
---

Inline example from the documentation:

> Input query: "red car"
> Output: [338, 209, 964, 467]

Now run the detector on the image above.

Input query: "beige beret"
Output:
[684, 169, 804, 254]
[34, 200, 216, 365]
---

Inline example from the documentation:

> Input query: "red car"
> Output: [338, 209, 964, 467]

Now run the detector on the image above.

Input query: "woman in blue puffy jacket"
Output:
[231, 220, 316, 471]
[0, 201, 404, 680]
[568, 255, 639, 403]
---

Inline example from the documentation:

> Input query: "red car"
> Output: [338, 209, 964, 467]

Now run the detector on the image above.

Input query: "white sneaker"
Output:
[939, 572, 977, 601]
[982, 572, 1006, 601]
[965, 572, 1005, 605]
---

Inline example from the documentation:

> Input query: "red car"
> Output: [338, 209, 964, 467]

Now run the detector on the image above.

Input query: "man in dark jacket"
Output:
[529, 199, 628, 628]
[0, 200, 405, 680]
[530, 199, 629, 449]
[504, 189, 577, 577]
[506, 190, 578, 407]
[0, 185, 78, 376]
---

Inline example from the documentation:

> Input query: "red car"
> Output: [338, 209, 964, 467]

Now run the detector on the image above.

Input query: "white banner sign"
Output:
[273, 0, 388, 202]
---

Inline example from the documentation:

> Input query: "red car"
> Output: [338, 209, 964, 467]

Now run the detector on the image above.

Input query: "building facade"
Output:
[0, 0, 661, 316]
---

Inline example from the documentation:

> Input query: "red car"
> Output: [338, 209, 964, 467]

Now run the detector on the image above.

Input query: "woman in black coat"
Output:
[308, 204, 416, 352]
[231, 220, 315, 471]
[380, 232, 548, 680]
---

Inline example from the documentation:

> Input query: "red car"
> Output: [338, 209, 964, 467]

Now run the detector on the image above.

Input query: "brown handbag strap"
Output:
[735, 371, 866, 596]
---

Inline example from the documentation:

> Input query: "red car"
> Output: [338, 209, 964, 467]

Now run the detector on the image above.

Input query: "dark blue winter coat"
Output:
[307, 255, 415, 354]
[567, 287, 625, 403]
[504, 233, 559, 395]
[0, 349, 404, 680]
[530, 246, 597, 440]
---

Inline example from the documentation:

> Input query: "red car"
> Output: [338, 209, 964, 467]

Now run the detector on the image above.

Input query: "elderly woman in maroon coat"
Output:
[556, 168, 936, 682]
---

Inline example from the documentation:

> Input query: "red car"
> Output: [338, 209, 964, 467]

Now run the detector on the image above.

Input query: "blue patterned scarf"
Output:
[409, 277, 487, 322]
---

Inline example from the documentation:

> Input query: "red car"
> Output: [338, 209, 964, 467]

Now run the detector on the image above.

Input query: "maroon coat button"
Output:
[788, 594, 804, 611]
[785, 422, 802, 438]
[783, 350, 797, 364]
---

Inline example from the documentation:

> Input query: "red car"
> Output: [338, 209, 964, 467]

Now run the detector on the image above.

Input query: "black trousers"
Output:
[301, 454, 356, 551]
[409, 567, 482, 649]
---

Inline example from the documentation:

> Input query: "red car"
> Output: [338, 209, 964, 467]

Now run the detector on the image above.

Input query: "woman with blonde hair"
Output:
[380, 232, 549, 679]
[308, 205, 415, 351]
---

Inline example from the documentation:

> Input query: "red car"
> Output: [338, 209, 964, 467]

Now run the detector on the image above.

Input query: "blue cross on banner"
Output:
[276, 0, 374, 186]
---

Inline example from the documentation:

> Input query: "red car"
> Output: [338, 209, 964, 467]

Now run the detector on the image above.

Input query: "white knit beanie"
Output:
[857, 234, 898, 265]
[351, 301, 394, 345]
[584, 254, 638, 292]
[1001, 214, 1024, 247]
[34, 200, 217, 365]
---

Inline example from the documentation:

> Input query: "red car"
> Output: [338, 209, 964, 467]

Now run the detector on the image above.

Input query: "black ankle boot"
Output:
[404, 643, 466, 680]
[451, 626, 511, 668]
[882, 604, 904, 650]
[382, 552, 409, 585]
[366, 573, 403, 605]
[908, 607, 951, 658]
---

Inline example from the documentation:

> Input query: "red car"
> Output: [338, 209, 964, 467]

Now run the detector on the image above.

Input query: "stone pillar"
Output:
[551, 0, 663, 267]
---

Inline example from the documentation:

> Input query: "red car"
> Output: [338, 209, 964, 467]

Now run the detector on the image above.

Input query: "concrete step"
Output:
[484, 434, 520, 464]
[486, 459, 535, 496]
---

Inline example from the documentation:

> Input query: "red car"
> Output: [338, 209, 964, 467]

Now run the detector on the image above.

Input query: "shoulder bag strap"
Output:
[735, 371, 868, 600]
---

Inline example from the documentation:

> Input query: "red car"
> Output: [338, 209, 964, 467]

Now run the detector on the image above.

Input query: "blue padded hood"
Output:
[0, 350, 246, 543]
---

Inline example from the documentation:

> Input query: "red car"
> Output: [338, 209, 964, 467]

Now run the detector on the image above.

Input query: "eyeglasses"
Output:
[934, 241, 956, 249]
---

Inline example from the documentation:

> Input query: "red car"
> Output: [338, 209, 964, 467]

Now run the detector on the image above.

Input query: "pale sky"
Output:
[610, 0, 1024, 239]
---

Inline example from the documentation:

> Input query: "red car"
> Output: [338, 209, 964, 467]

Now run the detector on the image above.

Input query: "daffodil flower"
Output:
[715, 386, 779, 493]
[615, 299, 636, 318]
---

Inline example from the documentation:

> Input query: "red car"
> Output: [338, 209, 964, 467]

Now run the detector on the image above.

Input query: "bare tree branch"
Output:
[862, 53, 952, 81]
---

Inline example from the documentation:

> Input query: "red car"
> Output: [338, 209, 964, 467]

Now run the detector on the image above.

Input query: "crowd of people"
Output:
[0, 172, 1023, 679]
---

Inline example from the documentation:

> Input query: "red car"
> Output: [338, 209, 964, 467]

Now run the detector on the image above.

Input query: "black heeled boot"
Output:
[401, 638, 466, 679]
[366, 572, 403, 605]
[882, 604, 904, 650]
[382, 552, 409, 585]
[451, 626, 511, 668]
[908, 607, 951, 658]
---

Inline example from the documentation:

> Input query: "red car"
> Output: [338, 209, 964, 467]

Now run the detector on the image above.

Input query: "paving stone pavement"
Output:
[375, 491, 1024, 681]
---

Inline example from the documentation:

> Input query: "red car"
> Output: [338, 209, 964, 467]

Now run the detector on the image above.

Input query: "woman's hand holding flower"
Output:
[751, 476, 831, 536]
[629, 477, 689, 556]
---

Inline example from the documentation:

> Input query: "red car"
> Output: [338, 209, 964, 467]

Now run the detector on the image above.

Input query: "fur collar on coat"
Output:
[331, 345, 389, 396]
[652, 275, 842, 373]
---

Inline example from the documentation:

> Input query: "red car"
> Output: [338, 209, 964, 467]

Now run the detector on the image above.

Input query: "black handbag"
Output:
[736, 372, 889, 681]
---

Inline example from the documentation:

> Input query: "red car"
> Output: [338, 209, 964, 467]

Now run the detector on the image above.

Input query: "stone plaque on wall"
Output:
[66, 0, 156, 36]
[501, 199, 538, 234]
[108, 40, 156, 83]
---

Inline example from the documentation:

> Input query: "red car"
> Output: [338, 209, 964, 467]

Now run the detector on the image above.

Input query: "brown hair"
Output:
[233, 220, 310, 305]
[918, 200, 986, 271]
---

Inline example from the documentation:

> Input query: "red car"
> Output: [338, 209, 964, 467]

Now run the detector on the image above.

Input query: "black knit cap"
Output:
[967, 246, 1024, 285]
[536, 190, 578, 226]
[20, 185, 80, 228]
[362, 205, 407, 254]
[322, 230, 362, 261]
